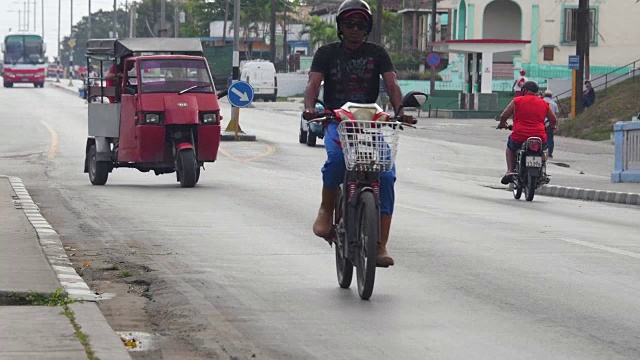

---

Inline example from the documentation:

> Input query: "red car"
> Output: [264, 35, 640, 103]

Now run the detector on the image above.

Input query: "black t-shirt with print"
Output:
[310, 42, 394, 110]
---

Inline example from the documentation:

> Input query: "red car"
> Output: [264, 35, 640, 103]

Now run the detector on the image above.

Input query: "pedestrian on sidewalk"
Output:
[511, 70, 527, 97]
[543, 89, 559, 158]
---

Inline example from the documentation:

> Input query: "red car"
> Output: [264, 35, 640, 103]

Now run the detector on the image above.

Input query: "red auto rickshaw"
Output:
[84, 38, 224, 187]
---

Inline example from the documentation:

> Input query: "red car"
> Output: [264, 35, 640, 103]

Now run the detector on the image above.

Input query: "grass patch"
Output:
[118, 270, 134, 278]
[557, 77, 640, 141]
[61, 307, 100, 360]
[102, 264, 119, 271]
[10, 288, 75, 306]
[10, 288, 99, 359]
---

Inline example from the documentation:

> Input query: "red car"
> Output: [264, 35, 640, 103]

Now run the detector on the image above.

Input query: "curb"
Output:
[537, 184, 640, 206]
[221, 131, 258, 141]
[3, 176, 100, 301]
[50, 81, 80, 95]
[3, 175, 133, 358]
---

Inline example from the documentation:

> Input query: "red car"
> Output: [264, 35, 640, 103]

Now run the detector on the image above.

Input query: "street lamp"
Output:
[68, 0, 74, 86]
[12, 1, 29, 32]
[56, 0, 61, 82]
[7, 10, 22, 31]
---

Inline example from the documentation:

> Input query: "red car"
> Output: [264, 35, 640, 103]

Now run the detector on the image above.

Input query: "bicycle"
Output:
[306, 91, 428, 300]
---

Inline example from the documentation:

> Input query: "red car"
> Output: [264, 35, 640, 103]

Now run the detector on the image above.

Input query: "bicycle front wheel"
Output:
[335, 189, 353, 288]
[355, 191, 379, 300]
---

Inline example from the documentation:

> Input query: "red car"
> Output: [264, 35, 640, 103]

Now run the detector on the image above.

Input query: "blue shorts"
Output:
[507, 135, 548, 151]
[322, 122, 396, 215]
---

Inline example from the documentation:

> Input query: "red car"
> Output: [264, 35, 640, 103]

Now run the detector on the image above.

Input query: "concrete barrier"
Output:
[611, 120, 640, 183]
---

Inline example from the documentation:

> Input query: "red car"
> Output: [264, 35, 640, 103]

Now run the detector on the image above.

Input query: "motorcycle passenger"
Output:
[303, 0, 412, 267]
[497, 81, 557, 185]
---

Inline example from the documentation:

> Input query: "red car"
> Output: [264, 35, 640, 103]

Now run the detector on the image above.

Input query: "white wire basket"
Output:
[337, 120, 401, 172]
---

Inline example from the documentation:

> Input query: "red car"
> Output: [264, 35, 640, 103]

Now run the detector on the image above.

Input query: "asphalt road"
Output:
[1, 83, 640, 359]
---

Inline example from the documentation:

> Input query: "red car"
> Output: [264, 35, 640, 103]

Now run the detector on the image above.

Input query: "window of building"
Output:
[440, 24, 449, 41]
[563, 8, 596, 44]
[543, 46, 554, 61]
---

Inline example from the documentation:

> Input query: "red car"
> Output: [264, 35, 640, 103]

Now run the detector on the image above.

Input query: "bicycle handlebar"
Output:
[303, 110, 416, 126]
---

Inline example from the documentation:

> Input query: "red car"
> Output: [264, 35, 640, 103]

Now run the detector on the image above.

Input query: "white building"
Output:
[448, 0, 640, 78]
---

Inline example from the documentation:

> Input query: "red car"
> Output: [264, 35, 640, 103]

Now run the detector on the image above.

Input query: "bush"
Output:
[396, 70, 442, 81]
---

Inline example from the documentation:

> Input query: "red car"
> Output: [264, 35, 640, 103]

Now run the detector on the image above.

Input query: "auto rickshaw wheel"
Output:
[88, 144, 109, 185]
[178, 149, 198, 188]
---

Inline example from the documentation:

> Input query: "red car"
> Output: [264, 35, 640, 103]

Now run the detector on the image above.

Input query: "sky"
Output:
[1, 0, 120, 59]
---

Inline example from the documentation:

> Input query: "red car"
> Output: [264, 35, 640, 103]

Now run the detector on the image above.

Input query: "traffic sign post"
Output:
[569, 55, 580, 119]
[568, 55, 579, 70]
[223, 80, 256, 141]
[427, 52, 441, 68]
[67, 38, 76, 87]
[227, 81, 254, 108]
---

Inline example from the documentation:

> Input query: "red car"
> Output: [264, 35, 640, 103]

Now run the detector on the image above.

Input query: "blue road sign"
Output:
[568, 55, 580, 70]
[427, 52, 441, 68]
[228, 81, 254, 108]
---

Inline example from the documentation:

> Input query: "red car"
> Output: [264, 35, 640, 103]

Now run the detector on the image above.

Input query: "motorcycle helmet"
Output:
[521, 81, 539, 94]
[336, 0, 373, 38]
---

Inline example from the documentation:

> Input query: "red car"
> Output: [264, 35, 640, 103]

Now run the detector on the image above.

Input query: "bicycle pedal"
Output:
[375, 263, 390, 268]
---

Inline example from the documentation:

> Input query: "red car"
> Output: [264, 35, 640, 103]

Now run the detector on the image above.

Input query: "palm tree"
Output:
[301, 16, 337, 53]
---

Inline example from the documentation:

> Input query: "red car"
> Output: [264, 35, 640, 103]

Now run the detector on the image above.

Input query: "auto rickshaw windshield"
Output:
[139, 59, 213, 94]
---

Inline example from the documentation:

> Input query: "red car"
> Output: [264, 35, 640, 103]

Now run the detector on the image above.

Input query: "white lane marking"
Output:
[560, 238, 640, 260]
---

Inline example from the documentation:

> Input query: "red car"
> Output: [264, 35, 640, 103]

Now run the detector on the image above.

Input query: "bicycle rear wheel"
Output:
[355, 191, 379, 300]
[335, 189, 353, 288]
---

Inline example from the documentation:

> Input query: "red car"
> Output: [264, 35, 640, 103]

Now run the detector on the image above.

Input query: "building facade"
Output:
[448, 0, 640, 79]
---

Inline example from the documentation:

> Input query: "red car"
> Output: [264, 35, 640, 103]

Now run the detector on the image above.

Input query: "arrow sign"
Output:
[231, 87, 250, 102]
[227, 81, 254, 108]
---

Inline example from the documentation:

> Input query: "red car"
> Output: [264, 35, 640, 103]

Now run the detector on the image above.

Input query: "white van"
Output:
[240, 60, 278, 102]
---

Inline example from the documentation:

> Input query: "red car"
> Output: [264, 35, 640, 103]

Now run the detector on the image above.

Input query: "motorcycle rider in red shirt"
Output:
[497, 81, 557, 185]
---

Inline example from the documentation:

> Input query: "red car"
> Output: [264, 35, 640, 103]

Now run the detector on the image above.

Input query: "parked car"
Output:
[240, 60, 277, 102]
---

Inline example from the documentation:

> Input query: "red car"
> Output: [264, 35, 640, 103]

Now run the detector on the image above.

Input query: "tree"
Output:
[301, 16, 337, 51]
[60, 9, 129, 67]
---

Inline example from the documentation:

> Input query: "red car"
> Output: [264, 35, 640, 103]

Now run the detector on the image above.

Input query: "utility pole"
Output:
[574, 0, 588, 115]
[174, 1, 179, 37]
[68, 0, 74, 86]
[129, 3, 137, 38]
[41, 0, 44, 38]
[113, 0, 117, 38]
[25, 1, 29, 32]
[56, 0, 61, 82]
[223, 0, 230, 43]
[585, 11, 591, 80]
[160, 0, 166, 37]
[33, 0, 36, 33]
[270, 0, 277, 63]
[88, 0, 92, 39]
[233, 0, 240, 82]
[429, 0, 438, 95]
[374, 0, 382, 44]
[283, 1, 288, 72]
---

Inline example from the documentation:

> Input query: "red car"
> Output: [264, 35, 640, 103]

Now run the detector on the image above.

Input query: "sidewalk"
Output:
[0, 175, 131, 359]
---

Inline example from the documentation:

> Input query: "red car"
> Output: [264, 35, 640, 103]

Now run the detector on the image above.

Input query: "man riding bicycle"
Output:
[498, 81, 557, 185]
[303, 0, 413, 267]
